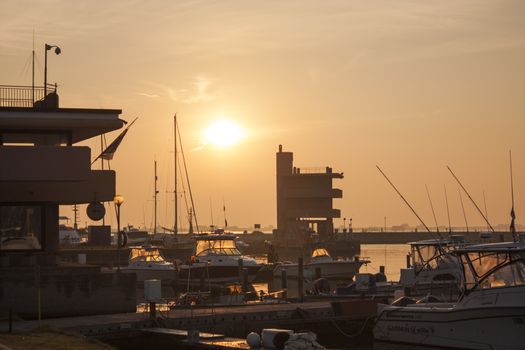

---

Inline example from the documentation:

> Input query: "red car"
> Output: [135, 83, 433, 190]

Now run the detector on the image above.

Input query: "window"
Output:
[0, 205, 42, 250]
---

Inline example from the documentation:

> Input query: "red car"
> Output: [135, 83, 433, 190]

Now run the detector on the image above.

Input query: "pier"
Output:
[2, 299, 379, 348]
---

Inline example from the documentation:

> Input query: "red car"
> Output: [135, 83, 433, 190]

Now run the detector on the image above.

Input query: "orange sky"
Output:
[2, 1, 525, 231]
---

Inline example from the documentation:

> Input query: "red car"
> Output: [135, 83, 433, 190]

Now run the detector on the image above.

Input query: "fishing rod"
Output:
[446, 166, 495, 233]
[444, 184, 452, 233]
[376, 166, 432, 234]
[458, 187, 469, 232]
[425, 184, 440, 232]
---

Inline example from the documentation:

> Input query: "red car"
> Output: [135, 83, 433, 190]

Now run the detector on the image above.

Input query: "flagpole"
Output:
[174, 114, 178, 235]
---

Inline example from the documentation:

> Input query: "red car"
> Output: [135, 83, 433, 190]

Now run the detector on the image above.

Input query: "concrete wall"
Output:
[0, 265, 136, 319]
[0, 146, 90, 182]
[0, 171, 115, 204]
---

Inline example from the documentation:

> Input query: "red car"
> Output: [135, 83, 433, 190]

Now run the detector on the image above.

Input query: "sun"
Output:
[203, 119, 245, 148]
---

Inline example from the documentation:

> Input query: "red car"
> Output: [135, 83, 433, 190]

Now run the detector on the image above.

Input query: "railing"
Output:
[0, 84, 56, 108]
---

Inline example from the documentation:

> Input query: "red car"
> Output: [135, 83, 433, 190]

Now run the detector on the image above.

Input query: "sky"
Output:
[1, 0, 525, 231]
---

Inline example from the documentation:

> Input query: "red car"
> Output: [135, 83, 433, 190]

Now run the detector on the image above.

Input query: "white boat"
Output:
[273, 248, 368, 280]
[58, 216, 81, 245]
[374, 241, 525, 349]
[121, 245, 176, 283]
[177, 234, 262, 283]
[400, 237, 466, 286]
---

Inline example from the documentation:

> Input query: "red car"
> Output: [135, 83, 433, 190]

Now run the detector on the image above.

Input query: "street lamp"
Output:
[44, 44, 61, 96]
[114, 194, 124, 271]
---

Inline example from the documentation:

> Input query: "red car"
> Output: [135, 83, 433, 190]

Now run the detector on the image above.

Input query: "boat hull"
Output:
[178, 265, 261, 283]
[274, 261, 363, 280]
[122, 267, 177, 284]
[374, 305, 525, 350]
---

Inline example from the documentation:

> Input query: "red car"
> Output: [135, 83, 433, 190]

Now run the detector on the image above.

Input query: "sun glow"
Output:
[203, 119, 245, 148]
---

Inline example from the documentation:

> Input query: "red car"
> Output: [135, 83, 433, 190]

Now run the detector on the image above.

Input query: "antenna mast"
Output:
[447, 166, 495, 232]
[376, 166, 432, 233]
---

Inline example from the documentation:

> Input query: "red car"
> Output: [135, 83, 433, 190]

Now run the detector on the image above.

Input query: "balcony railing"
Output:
[0, 84, 57, 108]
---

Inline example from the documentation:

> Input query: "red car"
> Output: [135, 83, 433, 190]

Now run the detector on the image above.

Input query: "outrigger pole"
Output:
[446, 166, 495, 233]
[376, 166, 433, 234]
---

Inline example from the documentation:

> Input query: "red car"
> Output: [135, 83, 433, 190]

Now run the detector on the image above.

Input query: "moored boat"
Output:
[177, 234, 262, 283]
[121, 245, 176, 284]
[374, 241, 525, 349]
[273, 248, 368, 280]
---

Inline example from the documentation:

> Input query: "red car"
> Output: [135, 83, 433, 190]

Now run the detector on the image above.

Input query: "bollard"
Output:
[406, 253, 411, 268]
[298, 257, 304, 302]
[379, 266, 385, 275]
[242, 268, 249, 293]
[281, 270, 288, 299]
[315, 267, 321, 279]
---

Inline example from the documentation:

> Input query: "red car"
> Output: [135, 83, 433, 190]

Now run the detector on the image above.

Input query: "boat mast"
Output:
[174, 114, 178, 235]
[154, 160, 158, 234]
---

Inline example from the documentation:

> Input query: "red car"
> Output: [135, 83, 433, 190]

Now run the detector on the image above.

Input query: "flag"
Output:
[92, 118, 137, 164]
[510, 206, 516, 234]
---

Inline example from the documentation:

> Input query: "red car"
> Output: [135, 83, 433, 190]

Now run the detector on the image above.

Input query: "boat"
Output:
[122, 225, 149, 245]
[121, 245, 177, 284]
[400, 236, 466, 285]
[58, 216, 81, 245]
[273, 248, 368, 280]
[177, 234, 262, 283]
[374, 240, 525, 349]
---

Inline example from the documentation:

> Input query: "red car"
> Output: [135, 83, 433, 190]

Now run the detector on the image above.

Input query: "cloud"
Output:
[166, 76, 217, 104]
[136, 92, 160, 98]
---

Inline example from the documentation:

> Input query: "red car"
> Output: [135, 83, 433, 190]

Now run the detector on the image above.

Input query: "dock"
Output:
[1, 299, 378, 348]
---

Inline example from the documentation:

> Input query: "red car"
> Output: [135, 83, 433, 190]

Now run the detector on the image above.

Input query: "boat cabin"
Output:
[410, 239, 457, 274]
[129, 246, 168, 263]
[456, 243, 525, 293]
[194, 235, 241, 257]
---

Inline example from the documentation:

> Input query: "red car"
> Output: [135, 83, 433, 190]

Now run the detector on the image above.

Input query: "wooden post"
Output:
[281, 270, 287, 299]
[298, 257, 304, 302]
[315, 267, 321, 279]
[242, 268, 249, 293]
[8, 309, 12, 333]
[379, 266, 385, 275]
[238, 258, 243, 283]
[149, 302, 156, 319]
[406, 253, 411, 268]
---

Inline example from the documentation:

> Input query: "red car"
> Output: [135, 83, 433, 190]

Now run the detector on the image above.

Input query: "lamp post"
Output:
[114, 195, 124, 271]
[44, 44, 61, 96]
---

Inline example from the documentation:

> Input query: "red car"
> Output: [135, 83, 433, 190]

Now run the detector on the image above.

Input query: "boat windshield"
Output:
[460, 251, 525, 290]
[129, 248, 166, 262]
[195, 239, 241, 256]
[312, 248, 330, 258]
